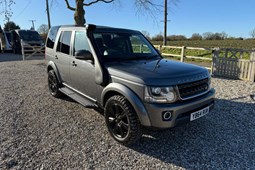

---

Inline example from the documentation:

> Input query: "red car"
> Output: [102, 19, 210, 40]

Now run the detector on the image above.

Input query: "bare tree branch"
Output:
[0, 0, 15, 21]
[83, 0, 114, 6]
[64, 0, 75, 11]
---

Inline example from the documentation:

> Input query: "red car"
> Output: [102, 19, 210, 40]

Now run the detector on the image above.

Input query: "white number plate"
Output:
[190, 106, 210, 121]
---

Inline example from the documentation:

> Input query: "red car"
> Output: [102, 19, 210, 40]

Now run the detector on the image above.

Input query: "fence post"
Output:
[139, 44, 142, 53]
[180, 46, 186, 62]
[211, 47, 219, 75]
[249, 50, 255, 82]
[21, 39, 25, 60]
[159, 45, 162, 53]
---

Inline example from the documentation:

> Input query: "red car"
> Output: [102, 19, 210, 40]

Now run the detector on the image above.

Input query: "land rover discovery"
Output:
[45, 25, 215, 145]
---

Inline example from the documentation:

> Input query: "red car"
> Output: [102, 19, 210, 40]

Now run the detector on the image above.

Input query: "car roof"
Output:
[56, 24, 140, 34]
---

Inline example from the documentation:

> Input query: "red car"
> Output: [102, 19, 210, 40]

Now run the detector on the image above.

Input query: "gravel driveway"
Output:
[0, 58, 254, 169]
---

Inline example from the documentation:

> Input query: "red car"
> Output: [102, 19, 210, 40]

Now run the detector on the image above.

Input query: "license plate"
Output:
[190, 106, 210, 121]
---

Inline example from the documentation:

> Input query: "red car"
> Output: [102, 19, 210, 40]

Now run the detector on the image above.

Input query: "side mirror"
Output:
[75, 50, 94, 61]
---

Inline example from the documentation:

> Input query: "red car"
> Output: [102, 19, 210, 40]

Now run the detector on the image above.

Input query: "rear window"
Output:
[18, 30, 41, 41]
[46, 26, 60, 49]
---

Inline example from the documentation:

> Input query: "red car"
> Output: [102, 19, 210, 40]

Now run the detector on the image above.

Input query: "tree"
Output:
[250, 29, 255, 39]
[202, 32, 227, 40]
[64, 0, 114, 26]
[0, 0, 15, 21]
[4, 21, 20, 31]
[167, 35, 187, 41]
[220, 32, 228, 40]
[190, 33, 202, 40]
[203, 32, 214, 40]
[37, 24, 49, 34]
[64, 0, 179, 26]
[151, 33, 164, 41]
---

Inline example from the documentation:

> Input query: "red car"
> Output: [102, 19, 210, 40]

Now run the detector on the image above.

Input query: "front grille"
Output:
[177, 78, 209, 99]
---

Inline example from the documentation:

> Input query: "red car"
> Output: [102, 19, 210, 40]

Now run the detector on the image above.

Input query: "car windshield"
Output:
[93, 32, 159, 61]
[18, 31, 41, 41]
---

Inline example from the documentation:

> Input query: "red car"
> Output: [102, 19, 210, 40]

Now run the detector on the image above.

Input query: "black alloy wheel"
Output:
[48, 70, 62, 98]
[105, 95, 141, 145]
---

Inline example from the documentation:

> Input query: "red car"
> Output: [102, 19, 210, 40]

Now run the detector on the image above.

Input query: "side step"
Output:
[59, 87, 97, 108]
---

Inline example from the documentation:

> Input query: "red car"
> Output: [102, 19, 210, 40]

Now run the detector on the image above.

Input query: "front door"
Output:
[69, 31, 98, 100]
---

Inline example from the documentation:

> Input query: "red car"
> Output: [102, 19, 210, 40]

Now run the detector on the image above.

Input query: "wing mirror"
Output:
[75, 50, 94, 61]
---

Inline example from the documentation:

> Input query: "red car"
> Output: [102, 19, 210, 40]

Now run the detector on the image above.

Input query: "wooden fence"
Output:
[154, 45, 255, 82]
[212, 48, 255, 81]
[21, 40, 45, 60]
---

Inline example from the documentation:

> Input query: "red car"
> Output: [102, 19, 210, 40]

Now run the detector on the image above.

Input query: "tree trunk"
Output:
[75, 0, 86, 26]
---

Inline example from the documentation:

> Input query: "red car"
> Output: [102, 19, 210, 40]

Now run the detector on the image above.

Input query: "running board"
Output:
[59, 87, 97, 108]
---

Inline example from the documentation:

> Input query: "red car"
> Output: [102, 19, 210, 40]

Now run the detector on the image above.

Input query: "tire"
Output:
[48, 70, 63, 98]
[104, 95, 142, 145]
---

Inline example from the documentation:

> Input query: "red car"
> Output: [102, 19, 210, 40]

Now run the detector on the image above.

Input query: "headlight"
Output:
[145, 86, 177, 103]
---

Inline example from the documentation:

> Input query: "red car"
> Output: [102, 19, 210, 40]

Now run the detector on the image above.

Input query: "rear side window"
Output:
[56, 31, 72, 55]
[46, 26, 60, 49]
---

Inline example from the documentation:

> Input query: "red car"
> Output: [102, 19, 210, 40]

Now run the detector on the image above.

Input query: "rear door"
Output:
[69, 31, 98, 100]
[55, 30, 72, 84]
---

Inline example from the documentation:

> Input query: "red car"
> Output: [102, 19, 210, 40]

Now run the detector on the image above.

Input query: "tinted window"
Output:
[73, 31, 91, 55]
[93, 32, 158, 61]
[56, 31, 72, 55]
[18, 30, 41, 41]
[46, 26, 60, 49]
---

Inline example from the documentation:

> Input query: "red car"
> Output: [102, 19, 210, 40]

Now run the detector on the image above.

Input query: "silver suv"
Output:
[45, 25, 215, 145]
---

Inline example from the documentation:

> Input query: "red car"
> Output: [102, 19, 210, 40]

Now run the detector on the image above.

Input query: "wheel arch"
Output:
[47, 61, 62, 83]
[102, 83, 151, 127]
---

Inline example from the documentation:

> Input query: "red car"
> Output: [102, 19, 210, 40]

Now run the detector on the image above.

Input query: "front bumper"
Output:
[144, 88, 215, 128]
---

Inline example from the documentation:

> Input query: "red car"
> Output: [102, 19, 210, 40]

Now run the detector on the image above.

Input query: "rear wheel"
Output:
[104, 95, 142, 145]
[48, 70, 63, 98]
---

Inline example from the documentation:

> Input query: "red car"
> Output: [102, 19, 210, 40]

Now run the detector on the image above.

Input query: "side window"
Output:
[46, 26, 60, 49]
[56, 31, 72, 55]
[73, 31, 91, 55]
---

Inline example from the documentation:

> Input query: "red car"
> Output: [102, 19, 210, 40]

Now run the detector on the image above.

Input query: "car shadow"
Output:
[128, 98, 255, 169]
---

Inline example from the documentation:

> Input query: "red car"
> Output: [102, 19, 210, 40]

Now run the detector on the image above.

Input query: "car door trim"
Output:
[63, 82, 97, 102]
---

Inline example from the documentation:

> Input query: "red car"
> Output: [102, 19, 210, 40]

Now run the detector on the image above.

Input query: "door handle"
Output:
[72, 61, 77, 67]
[55, 55, 58, 60]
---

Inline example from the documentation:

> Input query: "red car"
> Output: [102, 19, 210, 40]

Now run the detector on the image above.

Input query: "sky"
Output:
[0, 0, 254, 38]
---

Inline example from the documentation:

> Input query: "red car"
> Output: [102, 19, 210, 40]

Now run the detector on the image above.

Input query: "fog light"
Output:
[162, 111, 172, 121]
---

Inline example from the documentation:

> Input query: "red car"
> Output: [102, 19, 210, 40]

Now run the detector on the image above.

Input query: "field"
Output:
[151, 39, 255, 50]
[152, 40, 255, 61]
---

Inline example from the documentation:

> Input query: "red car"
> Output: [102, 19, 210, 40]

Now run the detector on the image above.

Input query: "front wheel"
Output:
[104, 95, 142, 145]
[48, 70, 63, 98]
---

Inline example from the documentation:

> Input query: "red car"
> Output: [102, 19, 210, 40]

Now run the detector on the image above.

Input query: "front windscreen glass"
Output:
[93, 32, 159, 61]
